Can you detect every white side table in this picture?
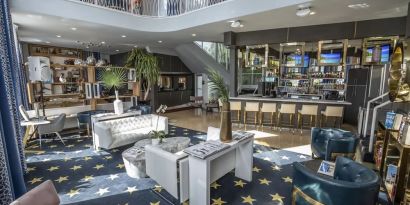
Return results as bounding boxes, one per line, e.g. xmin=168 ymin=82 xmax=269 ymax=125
xmin=20 ymin=119 xmax=50 ymax=148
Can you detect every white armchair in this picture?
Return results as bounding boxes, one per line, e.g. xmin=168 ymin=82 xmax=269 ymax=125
xmin=145 ymin=145 xmax=189 ymax=203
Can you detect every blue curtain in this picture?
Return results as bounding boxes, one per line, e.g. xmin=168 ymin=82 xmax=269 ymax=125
xmin=0 ymin=0 xmax=28 ymax=203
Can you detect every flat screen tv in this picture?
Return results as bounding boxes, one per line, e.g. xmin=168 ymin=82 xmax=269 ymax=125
xmin=381 ymin=45 xmax=390 ymax=63
xmin=319 ymin=53 xmax=341 ymax=64
xmin=287 ymin=55 xmax=309 ymax=67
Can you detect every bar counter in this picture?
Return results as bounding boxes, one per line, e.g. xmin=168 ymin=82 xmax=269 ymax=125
xmin=230 ymin=96 xmax=352 ymax=105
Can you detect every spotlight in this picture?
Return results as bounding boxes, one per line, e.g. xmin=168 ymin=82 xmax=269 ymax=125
xmin=296 ymin=7 xmax=311 ymax=17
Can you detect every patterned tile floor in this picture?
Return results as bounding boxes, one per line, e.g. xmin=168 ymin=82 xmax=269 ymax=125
xmin=24 ymin=125 xmax=311 ymax=205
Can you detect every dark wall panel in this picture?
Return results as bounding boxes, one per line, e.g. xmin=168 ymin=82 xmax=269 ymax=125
xmin=288 ymin=22 xmax=355 ymax=42
xmin=355 ymin=17 xmax=406 ymax=38
xmin=110 ymin=52 xmax=129 ymax=67
xmin=236 ymin=28 xmax=287 ymax=46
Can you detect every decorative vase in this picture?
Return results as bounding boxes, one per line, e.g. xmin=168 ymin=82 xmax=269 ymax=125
xmin=113 ymin=90 xmax=124 ymax=115
xmin=152 ymin=138 xmax=160 ymax=145
xmin=219 ymin=102 xmax=232 ymax=142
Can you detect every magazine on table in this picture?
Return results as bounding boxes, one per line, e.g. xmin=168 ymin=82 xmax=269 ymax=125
xmin=232 ymin=131 xmax=254 ymax=141
xmin=183 ymin=140 xmax=230 ymax=159
xmin=317 ymin=161 xmax=336 ymax=176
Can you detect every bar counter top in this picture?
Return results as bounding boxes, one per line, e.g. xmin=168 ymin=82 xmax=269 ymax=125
xmin=230 ymin=96 xmax=352 ymax=105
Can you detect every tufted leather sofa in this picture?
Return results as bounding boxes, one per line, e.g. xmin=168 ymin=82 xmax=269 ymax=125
xmin=311 ymin=127 xmax=358 ymax=161
xmin=93 ymin=114 xmax=168 ymax=149
xmin=292 ymin=157 xmax=380 ymax=205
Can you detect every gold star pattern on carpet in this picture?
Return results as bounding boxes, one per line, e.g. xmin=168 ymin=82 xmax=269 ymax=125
xmin=66 ymin=189 xmax=80 ymax=198
xmin=259 ymin=178 xmax=271 ymax=185
xmin=94 ymin=164 xmax=104 ymax=170
xmin=64 ymin=157 xmax=72 ymax=162
xmin=104 ymin=156 xmax=113 ymax=160
xmin=26 ymin=167 xmax=36 ymax=173
xmin=112 ymin=149 xmax=120 ymax=153
xmin=35 ymin=151 xmax=46 ymax=155
xmin=55 ymin=176 xmax=69 ymax=183
xmin=125 ymin=186 xmax=138 ymax=194
xmin=211 ymin=182 xmax=221 ymax=189
xmin=270 ymin=193 xmax=285 ymax=203
xmin=234 ymin=180 xmax=247 ymax=188
xmin=263 ymin=157 xmax=271 ymax=161
xmin=272 ymin=165 xmax=282 ymax=171
xmin=28 ymin=177 xmax=42 ymax=184
xmin=241 ymin=195 xmax=256 ymax=204
xmin=252 ymin=166 xmax=261 ymax=173
xmin=150 ymin=202 xmax=160 ymax=205
xmin=153 ymin=185 xmax=163 ymax=192
xmin=282 ymin=176 xmax=292 ymax=183
xmin=108 ymin=174 xmax=119 ymax=180
xmin=66 ymin=144 xmax=74 ymax=148
xmin=83 ymin=156 xmax=92 ymax=161
xmin=211 ymin=197 xmax=227 ymax=205
xmin=70 ymin=165 xmax=82 ymax=171
xmin=82 ymin=175 xmax=94 ymax=182
xmin=49 ymin=145 xmax=57 ymax=148
xmin=47 ymin=166 xmax=59 ymax=172
xmin=95 ymin=187 xmax=110 ymax=196
xmin=116 ymin=163 xmax=125 ymax=169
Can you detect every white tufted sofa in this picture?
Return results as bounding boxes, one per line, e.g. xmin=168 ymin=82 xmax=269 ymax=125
xmin=93 ymin=114 xmax=168 ymax=149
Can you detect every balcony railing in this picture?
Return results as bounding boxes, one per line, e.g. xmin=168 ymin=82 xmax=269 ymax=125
xmin=75 ymin=0 xmax=228 ymax=17
xmin=195 ymin=41 xmax=230 ymax=70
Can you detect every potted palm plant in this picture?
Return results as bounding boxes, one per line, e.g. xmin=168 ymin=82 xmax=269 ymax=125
xmin=125 ymin=48 xmax=160 ymax=106
xmin=102 ymin=67 xmax=128 ymax=114
xmin=208 ymin=69 xmax=232 ymax=142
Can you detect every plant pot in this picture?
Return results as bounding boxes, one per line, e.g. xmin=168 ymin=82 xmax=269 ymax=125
xmin=151 ymin=138 xmax=161 ymax=145
xmin=220 ymin=102 xmax=232 ymax=142
xmin=113 ymin=90 xmax=124 ymax=115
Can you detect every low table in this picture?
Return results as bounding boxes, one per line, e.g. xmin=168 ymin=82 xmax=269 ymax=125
xmin=122 ymin=137 xmax=191 ymax=178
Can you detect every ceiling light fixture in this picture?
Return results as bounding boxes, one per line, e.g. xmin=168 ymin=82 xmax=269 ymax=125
xmin=134 ymin=45 xmax=138 ymax=48
xmin=347 ymin=3 xmax=369 ymax=9
xmin=239 ymin=24 xmax=244 ymax=28
xmin=158 ymin=40 xmax=163 ymax=43
xmin=296 ymin=7 xmax=312 ymax=17
xmin=101 ymin=41 xmax=105 ymax=44
xmin=228 ymin=20 xmax=242 ymax=28
xmin=71 ymin=27 xmax=77 ymax=31
xmin=56 ymin=35 xmax=62 ymax=38
xmin=115 ymin=49 xmax=120 ymax=52
xmin=192 ymin=33 xmax=197 ymax=37
xmin=121 ymin=35 xmax=127 ymax=38
xmin=45 ymin=41 xmax=50 ymax=44
xmin=309 ymin=11 xmax=316 ymax=15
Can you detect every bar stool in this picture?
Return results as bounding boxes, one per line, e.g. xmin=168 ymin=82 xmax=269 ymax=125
xmin=230 ymin=101 xmax=242 ymax=126
xmin=320 ymin=106 xmax=344 ymax=128
xmin=259 ymin=103 xmax=277 ymax=130
xmin=278 ymin=104 xmax=296 ymax=133
xmin=298 ymin=105 xmax=318 ymax=133
xmin=243 ymin=102 xmax=260 ymax=130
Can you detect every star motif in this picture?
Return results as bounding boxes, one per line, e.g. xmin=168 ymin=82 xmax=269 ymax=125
xmin=150 ymin=202 xmax=160 ymax=205
xmin=116 ymin=163 xmax=125 ymax=169
xmin=70 ymin=165 xmax=82 ymax=171
xmin=74 ymin=150 xmax=82 ymax=154
xmin=84 ymin=144 xmax=92 ymax=148
xmin=49 ymin=145 xmax=57 ymax=148
xmin=241 ymin=195 xmax=256 ymax=204
xmin=67 ymin=189 xmax=80 ymax=198
xmin=252 ymin=166 xmax=261 ymax=173
xmin=112 ymin=149 xmax=120 ymax=153
xmin=256 ymin=149 xmax=262 ymax=153
xmin=82 ymin=175 xmax=94 ymax=182
xmin=272 ymin=165 xmax=282 ymax=171
xmin=42 ymin=158 xmax=51 ymax=162
xmin=263 ymin=157 xmax=271 ymax=161
xmin=35 ymin=151 xmax=46 ymax=155
xmin=272 ymin=149 xmax=279 ymax=152
xmin=104 ymin=156 xmax=113 ymax=160
xmin=64 ymin=157 xmax=72 ymax=162
xmin=125 ymin=186 xmax=138 ymax=194
xmin=54 ymin=151 xmax=64 ymax=155
xmin=153 ymin=185 xmax=163 ymax=192
xmin=84 ymin=156 xmax=92 ymax=161
xmin=95 ymin=188 xmax=110 ymax=196
xmin=28 ymin=177 xmax=42 ymax=184
xmin=281 ymin=155 xmax=290 ymax=160
xmin=234 ymin=180 xmax=247 ymax=188
xmin=299 ymin=155 xmax=307 ymax=159
xmin=94 ymin=164 xmax=104 ymax=170
xmin=259 ymin=178 xmax=271 ymax=185
xmin=282 ymin=176 xmax=293 ymax=183
xmin=77 ymin=139 xmax=83 ymax=142
xmin=211 ymin=197 xmax=227 ymax=205
xmin=55 ymin=176 xmax=69 ymax=183
xmin=108 ymin=174 xmax=119 ymax=180
xmin=211 ymin=182 xmax=221 ymax=189
xmin=47 ymin=166 xmax=59 ymax=172
xmin=270 ymin=193 xmax=285 ymax=203
xmin=66 ymin=144 xmax=74 ymax=148
xmin=26 ymin=167 xmax=36 ymax=173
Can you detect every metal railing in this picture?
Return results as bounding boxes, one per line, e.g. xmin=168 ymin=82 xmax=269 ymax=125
xmin=75 ymin=0 xmax=228 ymax=17
xmin=194 ymin=41 xmax=230 ymax=70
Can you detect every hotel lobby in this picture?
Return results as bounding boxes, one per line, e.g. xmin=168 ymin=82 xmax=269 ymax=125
xmin=1 ymin=0 xmax=410 ymax=204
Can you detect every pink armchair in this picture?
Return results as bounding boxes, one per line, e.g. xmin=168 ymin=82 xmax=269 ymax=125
xmin=11 ymin=180 xmax=60 ymax=205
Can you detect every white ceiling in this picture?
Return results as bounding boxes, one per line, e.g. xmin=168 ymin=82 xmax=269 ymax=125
xmin=10 ymin=0 xmax=409 ymax=54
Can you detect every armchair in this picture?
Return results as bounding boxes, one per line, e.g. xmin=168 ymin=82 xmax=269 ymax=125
xmin=292 ymin=157 xmax=380 ymax=205
xmin=145 ymin=145 xmax=189 ymax=203
xmin=11 ymin=180 xmax=60 ymax=205
xmin=38 ymin=113 xmax=66 ymax=147
xmin=311 ymin=128 xmax=358 ymax=160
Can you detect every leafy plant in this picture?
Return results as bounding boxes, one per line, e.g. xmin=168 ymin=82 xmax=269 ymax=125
xmin=208 ymin=68 xmax=229 ymax=103
xmin=125 ymin=48 xmax=160 ymax=101
xmin=150 ymin=130 xmax=166 ymax=143
xmin=102 ymin=67 xmax=128 ymax=91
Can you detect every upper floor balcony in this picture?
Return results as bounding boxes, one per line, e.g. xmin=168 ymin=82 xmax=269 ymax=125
xmin=74 ymin=0 xmax=228 ymax=17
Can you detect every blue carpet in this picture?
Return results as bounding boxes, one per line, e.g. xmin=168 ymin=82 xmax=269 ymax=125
xmin=24 ymin=126 xmax=312 ymax=205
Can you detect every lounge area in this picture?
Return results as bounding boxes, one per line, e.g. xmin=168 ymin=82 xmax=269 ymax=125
xmin=2 ymin=0 xmax=410 ymax=205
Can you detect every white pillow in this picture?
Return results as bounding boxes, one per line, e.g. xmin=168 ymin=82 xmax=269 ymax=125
xmin=207 ymin=126 xmax=220 ymax=141
xmin=19 ymin=105 xmax=30 ymax=121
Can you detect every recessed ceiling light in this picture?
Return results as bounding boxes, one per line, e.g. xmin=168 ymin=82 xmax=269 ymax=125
xmin=158 ymin=40 xmax=163 ymax=43
xmin=86 ymin=46 xmax=89 ymax=49
xmin=228 ymin=20 xmax=241 ymax=28
xmin=45 ymin=41 xmax=50 ymax=44
xmin=71 ymin=27 xmax=77 ymax=31
xmin=296 ymin=7 xmax=311 ymax=17
xmin=56 ymin=35 xmax=62 ymax=38
xmin=348 ymin=3 xmax=369 ymax=9
xmin=101 ymin=41 xmax=105 ymax=44
xmin=115 ymin=49 xmax=120 ymax=52
xmin=239 ymin=24 xmax=244 ymax=28
xmin=134 ymin=45 xmax=138 ymax=48
xmin=309 ymin=11 xmax=316 ymax=15
xmin=192 ymin=33 xmax=197 ymax=37
xmin=121 ymin=35 xmax=127 ymax=38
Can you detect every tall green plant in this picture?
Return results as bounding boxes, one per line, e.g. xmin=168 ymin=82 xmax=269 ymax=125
xmin=102 ymin=67 xmax=128 ymax=91
xmin=208 ymin=68 xmax=229 ymax=103
xmin=125 ymin=48 xmax=160 ymax=101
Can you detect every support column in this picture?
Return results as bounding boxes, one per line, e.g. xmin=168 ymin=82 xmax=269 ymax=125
xmin=224 ymin=31 xmax=238 ymax=97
